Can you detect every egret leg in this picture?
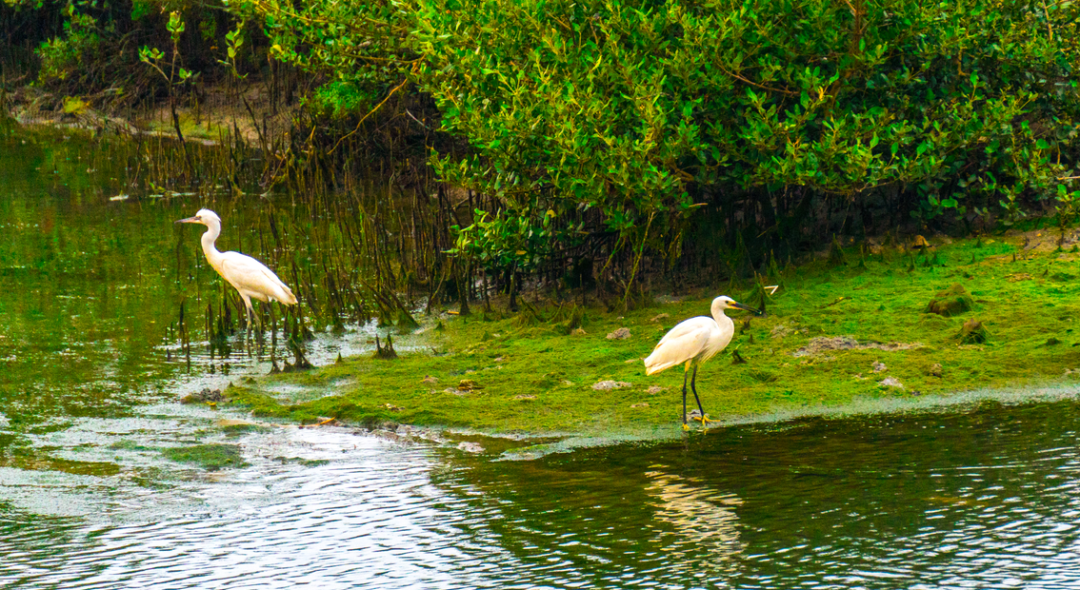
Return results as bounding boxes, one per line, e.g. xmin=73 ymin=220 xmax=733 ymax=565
xmin=681 ymin=367 xmax=690 ymax=432
xmin=244 ymin=304 xmax=254 ymax=349
xmin=238 ymin=294 xmax=255 ymax=350
xmin=689 ymin=365 xmax=716 ymax=427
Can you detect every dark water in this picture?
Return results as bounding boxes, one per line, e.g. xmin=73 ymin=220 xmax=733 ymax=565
xmin=3 ymin=126 xmax=1080 ymax=589
xmin=4 ymin=400 xmax=1080 ymax=589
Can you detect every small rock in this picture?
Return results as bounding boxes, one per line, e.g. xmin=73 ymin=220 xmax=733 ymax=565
xmin=592 ymin=380 xmax=632 ymax=391
xmin=872 ymin=361 xmax=887 ymax=373
xmin=606 ymin=328 xmax=632 ymax=340
xmin=571 ymin=327 xmax=587 ymax=336
xmin=180 ymin=388 xmax=223 ymax=404
xmin=384 ymin=403 xmax=404 ymax=412
xmin=879 ymin=376 xmax=905 ymax=389
xmin=514 ymin=394 xmax=537 ymax=401
xmin=457 ymin=442 xmax=484 ymax=454
xmin=650 ymin=313 xmax=670 ymax=322
xmin=443 ymin=388 xmax=470 ymax=396
xmin=458 ymin=379 xmax=480 ymax=391
xmin=630 ymin=402 xmax=650 ymax=409
xmin=494 ymin=357 xmax=505 ymax=362
xmin=646 ymin=385 xmax=666 ymax=394
xmin=929 ymin=363 xmax=943 ymax=377
xmin=421 ymin=375 xmax=438 ymax=384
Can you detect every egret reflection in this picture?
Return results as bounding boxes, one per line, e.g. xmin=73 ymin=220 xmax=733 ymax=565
xmin=645 ymin=470 xmax=743 ymax=572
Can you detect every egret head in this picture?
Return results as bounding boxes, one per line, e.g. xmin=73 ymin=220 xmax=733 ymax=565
xmin=712 ymin=295 xmax=763 ymax=316
xmin=175 ymin=209 xmax=221 ymax=227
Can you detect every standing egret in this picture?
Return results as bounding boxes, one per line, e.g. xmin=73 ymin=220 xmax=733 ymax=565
xmin=644 ymin=296 xmax=761 ymax=430
xmin=175 ymin=209 xmax=298 ymax=330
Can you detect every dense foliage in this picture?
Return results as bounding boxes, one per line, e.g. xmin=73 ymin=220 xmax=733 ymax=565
xmin=224 ymin=0 xmax=411 ymax=117
xmin=410 ymin=0 xmax=1080 ymax=280
xmin=4 ymin=0 xmax=1080 ymax=293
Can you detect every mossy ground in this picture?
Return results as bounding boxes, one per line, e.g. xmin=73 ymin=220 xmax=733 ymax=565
xmin=223 ymin=230 xmax=1080 ymax=436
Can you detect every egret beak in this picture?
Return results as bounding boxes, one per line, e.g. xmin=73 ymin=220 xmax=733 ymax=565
xmin=175 ymin=217 xmax=200 ymax=224
xmin=730 ymin=301 xmax=764 ymax=316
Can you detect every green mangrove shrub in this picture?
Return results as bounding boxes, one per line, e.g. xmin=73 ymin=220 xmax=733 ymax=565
xmin=410 ymin=0 xmax=1080 ymax=278
xmin=224 ymin=0 xmax=413 ymax=118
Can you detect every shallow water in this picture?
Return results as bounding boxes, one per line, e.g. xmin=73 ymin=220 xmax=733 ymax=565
xmin=5 ymin=400 xmax=1080 ymax=589
xmin=4 ymin=127 xmax=1080 ymax=589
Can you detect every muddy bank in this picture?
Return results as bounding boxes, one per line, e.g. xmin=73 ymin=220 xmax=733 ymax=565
xmin=3 ymin=84 xmax=292 ymax=146
xmin=215 ymin=228 xmax=1080 ymax=440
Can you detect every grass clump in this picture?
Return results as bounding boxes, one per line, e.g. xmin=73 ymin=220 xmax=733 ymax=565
xmin=957 ymin=319 xmax=989 ymax=344
xmin=925 ymin=283 xmax=975 ymax=316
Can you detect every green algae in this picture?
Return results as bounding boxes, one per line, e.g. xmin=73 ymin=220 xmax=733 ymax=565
xmin=227 ymin=231 xmax=1080 ymax=436
xmin=925 ymin=283 xmax=975 ymax=316
xmin=162 ymin=444 xmax=248 ymax=471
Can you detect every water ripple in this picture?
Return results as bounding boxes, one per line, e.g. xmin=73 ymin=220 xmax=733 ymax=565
xmin=6 ymin=401 xmax=1080 ymax=588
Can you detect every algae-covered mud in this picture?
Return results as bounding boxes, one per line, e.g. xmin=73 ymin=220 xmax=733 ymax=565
xmin=237 ymin=228 xmax=1080 ymax=436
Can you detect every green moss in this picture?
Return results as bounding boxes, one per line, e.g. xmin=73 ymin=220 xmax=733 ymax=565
xmin=229 ymin=232 xmax=1080 ymax=435
xmin=925 ymin=283 xmax=975 ymax=316
xmin=162 ymin=444 xmax=248 ymax=471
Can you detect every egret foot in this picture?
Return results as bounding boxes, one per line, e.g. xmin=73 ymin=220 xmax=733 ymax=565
xmin=316 ymin=417 xmax=337 ymax=426
xmin=682 ymin=423 xmax=691 ymax=432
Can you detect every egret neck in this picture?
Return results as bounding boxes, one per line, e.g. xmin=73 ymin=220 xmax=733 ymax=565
xmin=711 ymin=297 xmax=735 ymax=333
xmin=198 ymin=217 xmax=225 ymax=274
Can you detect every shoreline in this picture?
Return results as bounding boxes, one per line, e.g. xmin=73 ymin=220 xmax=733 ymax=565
xmin=216 ymin=227 xmax=1080 ymax=452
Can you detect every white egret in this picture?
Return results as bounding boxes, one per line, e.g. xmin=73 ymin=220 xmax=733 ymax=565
xmin=644 ymin=296 xmax=761 ymax=430
xmin=176 ymin=209 xmax=298 ymax=328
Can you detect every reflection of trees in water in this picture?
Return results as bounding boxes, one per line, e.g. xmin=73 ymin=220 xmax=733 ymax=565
xmin=645 ymin=470 xmax=744 ymax=575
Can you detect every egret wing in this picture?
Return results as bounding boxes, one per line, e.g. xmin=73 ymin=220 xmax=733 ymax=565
xmin=643 ymin=317 xmax=714 ymax=375
xmin=219 ymin=252 xmax=297 ymax=304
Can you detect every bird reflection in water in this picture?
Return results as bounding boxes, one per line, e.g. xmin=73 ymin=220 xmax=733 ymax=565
xmin=645 ymin=470 xmax=744 ymax=576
